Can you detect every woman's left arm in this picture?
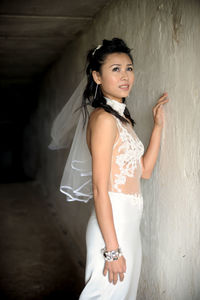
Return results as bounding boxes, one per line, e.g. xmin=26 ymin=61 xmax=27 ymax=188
xmin=141 ymin=92 xmax=169 ymax=179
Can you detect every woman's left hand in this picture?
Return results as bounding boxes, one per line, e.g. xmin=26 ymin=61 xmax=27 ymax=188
xmin=152 ymin=92 xmax=169 ymax=128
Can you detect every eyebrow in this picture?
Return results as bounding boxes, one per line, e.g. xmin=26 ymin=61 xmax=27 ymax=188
xmin=109 ymin=63 xmax=133 ymax=68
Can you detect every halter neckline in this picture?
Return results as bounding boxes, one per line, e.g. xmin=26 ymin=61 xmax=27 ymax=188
xmin=105 ymin=97 xmax=126 ymax=117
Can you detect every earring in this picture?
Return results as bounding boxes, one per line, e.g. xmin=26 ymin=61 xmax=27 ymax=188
xmin=94 ymin=84 xmax=98 ymax=99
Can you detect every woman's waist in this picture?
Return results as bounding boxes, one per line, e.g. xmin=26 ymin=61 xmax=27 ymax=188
xmin=107 ymin=191 xmax=143 ymax=213
xmin=91 ymin=191 xmax=143 ymax=220
xmin=108 ymin=178 xmax=142 ymax=197
xmin=108 ymin=190 xmax=143 ymax=200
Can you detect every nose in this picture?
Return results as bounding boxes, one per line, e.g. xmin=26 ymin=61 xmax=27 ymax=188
xmin=121 ymin=70 xmax=128 ymax=80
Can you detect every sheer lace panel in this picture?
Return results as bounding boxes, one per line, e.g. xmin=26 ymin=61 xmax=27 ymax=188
xmin=108 ymin=115 xmax=144 ymax=195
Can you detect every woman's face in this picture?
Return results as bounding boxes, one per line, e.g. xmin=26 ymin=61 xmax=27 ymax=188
xmin=92 ymin=53 xmax=134 ymax=102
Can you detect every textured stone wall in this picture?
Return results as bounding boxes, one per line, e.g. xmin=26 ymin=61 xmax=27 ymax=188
xmin=26 ymin=0 xmax=200 ymax=298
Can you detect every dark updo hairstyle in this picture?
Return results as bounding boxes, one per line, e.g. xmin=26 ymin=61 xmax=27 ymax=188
xmin=80 ymin=37 xmax=136 ymax=129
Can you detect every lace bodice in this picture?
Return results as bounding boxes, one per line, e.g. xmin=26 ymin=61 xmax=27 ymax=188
xmin=108 ymin=115 xmax=144 ymax=195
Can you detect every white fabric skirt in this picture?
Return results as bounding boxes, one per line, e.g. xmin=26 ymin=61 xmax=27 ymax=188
xmin=79 ymin=191 xmax=143 ymax=300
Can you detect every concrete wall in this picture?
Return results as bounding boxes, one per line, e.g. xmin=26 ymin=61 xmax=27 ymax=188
xmin=26 ymin=0 xmax=200 ymax=298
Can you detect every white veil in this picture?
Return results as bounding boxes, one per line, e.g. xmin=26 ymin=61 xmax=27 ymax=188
xmin=48 ymin=77 xmax=95 ymax=203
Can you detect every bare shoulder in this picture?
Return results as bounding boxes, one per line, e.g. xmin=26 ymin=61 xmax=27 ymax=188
xmin=88 ymin=107 xmax=116 ymax=130
xmin=86 ymin=108 xmax=117 ymax=152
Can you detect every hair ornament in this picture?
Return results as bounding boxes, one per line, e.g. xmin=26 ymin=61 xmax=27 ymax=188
xmin=92 ymin=44 xmax=102 ymax=56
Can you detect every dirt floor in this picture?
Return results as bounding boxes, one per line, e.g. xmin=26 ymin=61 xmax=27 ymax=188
xmin=0 ymin=181 xmax=84 ymax=300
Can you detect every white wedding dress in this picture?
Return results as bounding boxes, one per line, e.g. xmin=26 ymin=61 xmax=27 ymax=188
xmin=79 ymin=98 xmax=144 ymax=300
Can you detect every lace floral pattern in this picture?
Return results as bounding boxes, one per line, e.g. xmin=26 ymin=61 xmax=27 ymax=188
xmin=113 ymin=117 xmax=144 ymax=192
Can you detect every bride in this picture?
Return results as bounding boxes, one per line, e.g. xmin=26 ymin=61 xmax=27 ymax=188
xmin=50 ymin=37 xmax=169 ymax=299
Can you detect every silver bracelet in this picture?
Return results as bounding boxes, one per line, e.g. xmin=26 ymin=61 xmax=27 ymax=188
xmin=101 ymin=247 xmax=122 ymax=262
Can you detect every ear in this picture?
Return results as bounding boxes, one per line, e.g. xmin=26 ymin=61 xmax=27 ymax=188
xmin=92 ymin=71 xmax=102 ymax=85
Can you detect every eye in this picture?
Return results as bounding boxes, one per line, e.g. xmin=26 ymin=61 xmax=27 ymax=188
xmin=127 ymin=66 xmax=133 ymax=71
xmin=112 ymin=67 xmax=120 ymax=72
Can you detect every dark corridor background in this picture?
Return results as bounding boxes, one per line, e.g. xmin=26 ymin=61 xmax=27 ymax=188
xmin=0 ymin=81 xmax=84 ymax=298
xmin=0 ymin=82 xmax=40 ymax=183
xmin=0 ymin=0 xmax=108 ymax=299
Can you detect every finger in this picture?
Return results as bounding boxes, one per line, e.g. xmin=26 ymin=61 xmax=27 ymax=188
xmin=119 ymin=272 xmax=124 ymax=281
xmin=159 ymin=92 xmax=168 ymax=100
xmin=158 ymin=98 xmax=169 ymax=106
xmin=154 ymin=99 xmax=168 ymax=110
xmin=113 ymin=273 xmax=118 ymax=285
xmin=159 ymin=97 xmax=169 ymax=104
xmin=109 ymin=271 xmax=113 ymax=283
xmin=155 ymin=95 xmax=167 ymax=105
xmin=154 ymin=93 xmax=169 ymax=107
xmin=103 ymin=265 xmax=107 ymax=276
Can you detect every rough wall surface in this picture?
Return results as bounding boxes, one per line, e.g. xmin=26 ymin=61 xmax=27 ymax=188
xmin=26 ymin=0 xmax=200 ymax=298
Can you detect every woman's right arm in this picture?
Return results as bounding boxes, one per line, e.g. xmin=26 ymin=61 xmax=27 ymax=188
xmin=89 ymin=111 xmax=126 ymax=285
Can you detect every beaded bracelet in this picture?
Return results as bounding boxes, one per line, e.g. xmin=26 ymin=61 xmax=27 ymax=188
xmin=101 ymin=247 xmax=122 ymax=262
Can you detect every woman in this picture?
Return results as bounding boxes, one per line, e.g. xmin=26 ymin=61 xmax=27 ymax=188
xmin=74 ymin=38 xmax=169 ymax=299
xmin=75 ymin=38 xmax=169 ymax=299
